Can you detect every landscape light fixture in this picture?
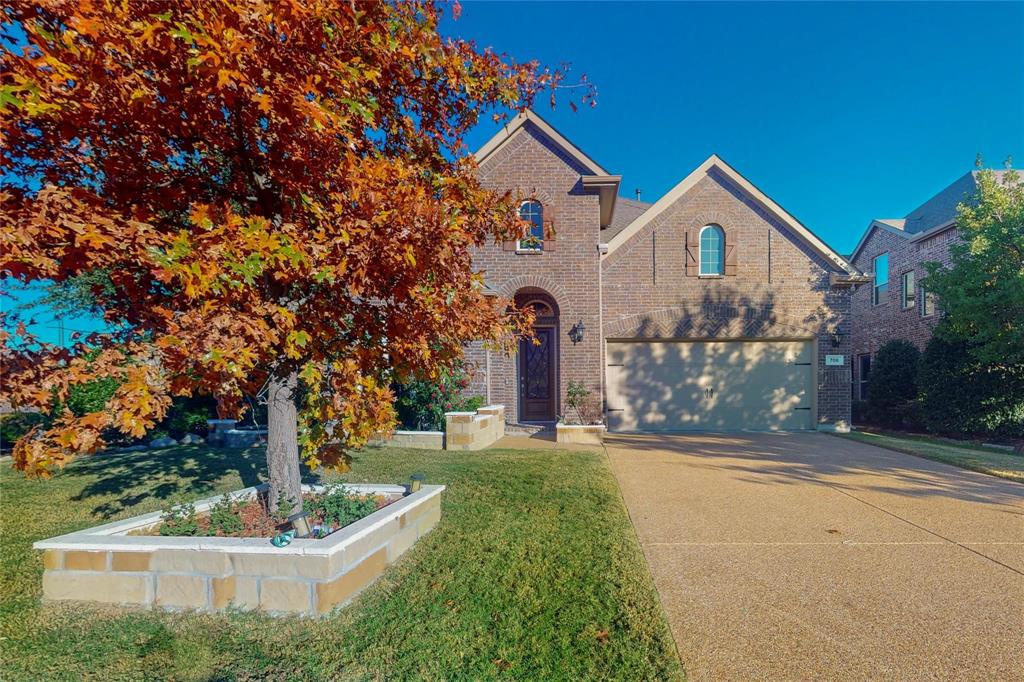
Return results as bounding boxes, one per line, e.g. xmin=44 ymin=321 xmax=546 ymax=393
xmin=288 ymin=511 xmax=312 ymax=538
xmin=568 ymin=320 xmax=585 ymax=345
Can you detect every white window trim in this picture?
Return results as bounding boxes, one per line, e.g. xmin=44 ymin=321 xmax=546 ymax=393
xmin=698 ymin=224 xmax=725 ymax=276
xmin=872 ymin=253 xmax=889 ymax=306
xmin=516 ymin=200 xmax=545 ymax=253
xmin=901 ymin=271 xmax=916 ymax=309
xmin=920 ymin=285 xmax=936 ymax=318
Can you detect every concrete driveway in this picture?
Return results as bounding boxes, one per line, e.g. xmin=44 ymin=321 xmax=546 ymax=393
xmin=605 ymin=432 xmax=1024 ymax=681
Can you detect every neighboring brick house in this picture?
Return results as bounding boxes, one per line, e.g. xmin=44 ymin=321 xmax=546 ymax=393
xmin=848 ymin=171 xmax=1002 ymax=402
xmin=465 ymin=111 xmax=862 ymax=432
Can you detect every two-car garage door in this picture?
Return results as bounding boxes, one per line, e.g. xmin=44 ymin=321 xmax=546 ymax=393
xmin=605 ymin=340 xmax=814 ymax=431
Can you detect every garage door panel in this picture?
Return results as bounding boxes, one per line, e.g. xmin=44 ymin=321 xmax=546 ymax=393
xmin=606 ymin=340 xmax=813 ymax=432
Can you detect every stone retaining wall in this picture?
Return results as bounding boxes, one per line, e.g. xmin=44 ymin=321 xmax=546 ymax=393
xmin=35 ymin=483 xmax=444 ymax=617
xmin=555 ymin=423 xmax=606 ymax=445
xmin=369 ymin=405 xmax=506 ymax=451
xmin=444 ymin=405 xmax=505 ymax=451
xmin=372 ymin=430 xmax=445 ymax=450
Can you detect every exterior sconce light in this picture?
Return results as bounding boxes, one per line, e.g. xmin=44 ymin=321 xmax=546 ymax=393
xmin=568 ymin=320 xmax=585 ymax=345
xmin=831 ymin=330 xmax=843 ymax=347
xmin=288 ymin=510 xmax=312 ymax=538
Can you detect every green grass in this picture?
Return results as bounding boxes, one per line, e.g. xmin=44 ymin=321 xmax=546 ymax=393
xmin=0 ymin=444 xmax=683 ymax=681
xmin=838 ymin=430 xmax=1024 ymax=483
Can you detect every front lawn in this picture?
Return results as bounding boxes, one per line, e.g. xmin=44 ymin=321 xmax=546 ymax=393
xmin=838 ymin=430 xmax=1024 ymax=483
xmin=0 ymin=444 xmax=683 ymax=681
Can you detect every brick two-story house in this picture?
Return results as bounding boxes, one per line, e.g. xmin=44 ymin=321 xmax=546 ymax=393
xmin=848 ymin=171 xmax=1004 ymax=402
xmin=465 ymin=111 xmax=863 ymax=432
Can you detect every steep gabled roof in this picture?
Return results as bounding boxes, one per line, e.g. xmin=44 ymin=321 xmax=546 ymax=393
xmin=474 ymin=109 xmax=621 ymax=227
xmin=604 ymin=155 xmax=857 ymax=275
xmin=474 ymin=109 xmax=610 ymax=176
xmin=848 ymin=220 xmax=911 ymax=265
xmin=848 ymin=169 xmax=1012 ymax=263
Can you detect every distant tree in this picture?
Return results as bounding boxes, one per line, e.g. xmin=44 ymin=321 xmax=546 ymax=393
xmin=866 ymin=340 xmax=920 ymax=428
xmin=923 ymin=164 xmax=1024 ymax=367
xmin=0 ymin=1 xmax=593 ymax=511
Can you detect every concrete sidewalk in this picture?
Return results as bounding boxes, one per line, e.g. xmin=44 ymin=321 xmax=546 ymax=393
xmin=605 ymin=432 xmax=1024 ymax=681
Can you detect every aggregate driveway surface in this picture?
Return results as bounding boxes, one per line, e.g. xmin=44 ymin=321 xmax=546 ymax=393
xmin=605 ymin=432 xmax=1024 ymax=681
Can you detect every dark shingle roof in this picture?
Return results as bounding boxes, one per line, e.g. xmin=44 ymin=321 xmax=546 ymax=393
xmin=902 ymin=170 xmax=1011 ymax=234
xmin=603 ymin=196 xmax=652 ymax=241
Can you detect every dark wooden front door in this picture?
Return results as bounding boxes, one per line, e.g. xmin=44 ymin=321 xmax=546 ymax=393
xmin=519 ymin=327 xmax=556 ymax=421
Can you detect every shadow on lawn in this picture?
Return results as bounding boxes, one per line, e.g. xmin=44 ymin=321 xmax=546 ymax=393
xmin=605 ymin=432 xmax=1024 ymax=508
xmin=66 ymin=445 xmax=322 ymax=519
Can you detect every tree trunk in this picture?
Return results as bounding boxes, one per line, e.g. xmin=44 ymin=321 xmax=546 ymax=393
xmin=266 ymin=370 xmax=302 ymax=514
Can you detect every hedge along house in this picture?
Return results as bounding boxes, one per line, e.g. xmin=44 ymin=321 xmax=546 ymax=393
xmin=465 ymin=111 xmax=864 ymax=432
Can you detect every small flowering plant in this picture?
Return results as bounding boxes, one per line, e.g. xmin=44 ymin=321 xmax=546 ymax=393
xmin=395 ymin=361 xmax=484 ymax=430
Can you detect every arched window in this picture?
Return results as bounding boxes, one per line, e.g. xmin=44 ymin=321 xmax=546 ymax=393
xmin=518 ymin=200 xmax=545 ymax=250
xmin=699 ymin=224 xmax=724 ymax=275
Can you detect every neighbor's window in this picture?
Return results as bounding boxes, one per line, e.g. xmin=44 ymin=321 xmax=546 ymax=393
xmin=872 ymin=253 xmax=889 ymax=305
xmin=517 ymin=200 xmax=544 ymax=251
xmin=901 ymin=271 xmax=915 ymax=309
xmin=858 ymin=354 xmax=871 ymax=401
xmin=699 ymin=224 xmax=725 ymax=276
xmin=920 ymin=285 xmax=936 ymax=317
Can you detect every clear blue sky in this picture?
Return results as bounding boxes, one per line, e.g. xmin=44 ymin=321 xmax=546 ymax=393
xmin=447 ymin=1 xmax=1024 ymax=255
xmin=6 ymin=2 xmax=1022 ymax=346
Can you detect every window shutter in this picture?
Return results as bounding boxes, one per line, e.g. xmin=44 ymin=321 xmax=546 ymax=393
xmin=724 ymin=233 xmax=737 ymax=276
xmin=542 ymin=202 xmax=557 ymax=251
xmin=684 ymin=228 xmax=699 ymax=277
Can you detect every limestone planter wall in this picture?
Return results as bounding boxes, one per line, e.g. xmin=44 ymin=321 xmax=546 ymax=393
xmin=371 ymin=430 xmax=445 ymax=450
xmin=34 ymin=483 xmax=444 ymax=617
xmin=444 ymin=405 xmax=505 ymax=451
xmin=555 ymin=423 xmax=606 ymax=445
xmin=369 ymin=405 xmax=506 ymax=451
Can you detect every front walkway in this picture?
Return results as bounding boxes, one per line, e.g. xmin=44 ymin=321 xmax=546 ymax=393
xmin=605 ymin=432 xmax=1024 ymax=681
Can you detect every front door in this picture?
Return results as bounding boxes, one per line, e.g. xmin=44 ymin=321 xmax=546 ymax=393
xmin=519 ymin=327 xmax=556 ymax=421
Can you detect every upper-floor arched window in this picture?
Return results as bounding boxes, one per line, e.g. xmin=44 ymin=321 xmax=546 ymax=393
xmin=699 ymin=224 xmax=725 ymax=275
xmin=518 ymin=200 xmax=545 ymax=250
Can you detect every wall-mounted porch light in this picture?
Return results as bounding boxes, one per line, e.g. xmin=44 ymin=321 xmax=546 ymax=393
xmin=830 ymin=330 xmax=844 ymax=347
xmin=568 ymin=320 xmax=585 ymax=345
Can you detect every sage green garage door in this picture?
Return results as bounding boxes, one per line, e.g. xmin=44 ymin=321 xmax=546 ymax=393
xmin=605 ymin=340 xmax=814 ymax=431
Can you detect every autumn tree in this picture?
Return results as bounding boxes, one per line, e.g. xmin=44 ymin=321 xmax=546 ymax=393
xmin=1 ymin=1 xmax=593 ymax=509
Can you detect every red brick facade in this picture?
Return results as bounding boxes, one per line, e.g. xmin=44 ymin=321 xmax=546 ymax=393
xmin=850 ymin=224 xmax=958 ymax=400
xmin=466 ymin=122 xmax=603 ymax=423
xmin=466 ymin=116 xmax=854 ymax=429
xmin=602 ymin=170 xmax=853 ymax=428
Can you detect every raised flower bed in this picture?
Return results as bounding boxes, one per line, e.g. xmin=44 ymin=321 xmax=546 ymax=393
xmin=555 ymin=423 xmax=606 ymax=445
xmin=34 ymin=482 xmax=444 ymax=617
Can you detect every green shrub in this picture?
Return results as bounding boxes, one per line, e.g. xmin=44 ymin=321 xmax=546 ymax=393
xmin=866 ymin=340 xmax=921 ymax=428
xmin=304 ymin=485 xmax=378 ymax=529
xmin=395 ymin=361 xmax=483 ymax=431
xmin=207 ymin=495 xmax=243 ymax=536
xmin=0 ymin=412 xmax=46 ymax=449
xmin=159 ymin=501 xmax=200 ymax=536
xmin=918 ymin=328 xmax=1024 ymax=438
xmin=160 ymin=395 xmax=217 ymax=438
xmin=65 ymin=376 xmax=120 ymax=416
